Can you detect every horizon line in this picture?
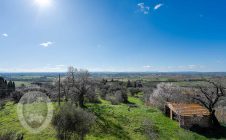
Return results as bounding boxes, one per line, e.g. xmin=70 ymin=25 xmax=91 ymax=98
xmin=1 ymin=71 xmax=226 ymax=73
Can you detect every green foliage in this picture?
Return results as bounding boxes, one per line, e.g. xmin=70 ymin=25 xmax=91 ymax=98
xmin=0 ymin=77 xmax=8 ymax=98
xmin=134 ymin=119 xmax=159 ymax=140
xmin=0 ymin=77 xmax=16 ymax=99
xmin=129 ymin=88 xmax=141 ymax=96
xmin=99 ymin=84 xmax=110 ymax=99
xmin=0 ymin=101 xmax=6 ymax=110
xmin=52 ymin=103 xmax=95 ymax=140
xmin=0 ymin=130 xmax=23 ymax=140
xmin=126 ymin=80 xmax=133 ymax=88
xmin=100 ymin=81 xmax=128 ymax=104
xmin=7 ymin=81 xmax=16 ymax=94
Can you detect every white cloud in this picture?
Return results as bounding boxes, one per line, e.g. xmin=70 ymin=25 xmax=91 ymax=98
xmin=2 ymin=33 xmax=8 ymax=37
xmin=137 ymin=3 xmax=144 ymax=9
xmin=143 ymin=65 xmax=153 ymax=69
xmin=40 ymin=41 xmax=54 ymax=47
xmin=137 ymin=3 xmax=150 ymax=14
xmin=154 ymin=3 xmax=163 ymax=10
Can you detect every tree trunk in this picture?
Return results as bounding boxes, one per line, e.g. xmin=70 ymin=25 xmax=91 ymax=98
xmin=210 ymin=110 xmax=221 ymax=128
xmin=80 ymin=134 xmax=84 ymax=140
xmin=79 ymin=93 xmax=85 ymax=108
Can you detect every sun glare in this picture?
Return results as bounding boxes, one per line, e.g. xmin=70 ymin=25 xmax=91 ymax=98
xmin=35 ymin=0 xmax=52 ymax=7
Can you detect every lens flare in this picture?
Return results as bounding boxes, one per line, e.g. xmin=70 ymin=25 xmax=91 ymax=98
xmin=35 ymin=0 xmax=52 ymax=7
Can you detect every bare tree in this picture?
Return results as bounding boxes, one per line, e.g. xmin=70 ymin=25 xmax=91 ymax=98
xmin=62 ymin=66 xmax=95 ymax=108
xmin=74 ymin=69 xmax=94 ymax=107
xmin=193 ymin=80 xmax=226 ymax=127
xmin=60 ymin=77 xmax=70 ymax=102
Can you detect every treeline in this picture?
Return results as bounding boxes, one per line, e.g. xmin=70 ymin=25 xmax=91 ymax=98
xmin=0 ymin=77 xmax=15 ymax=98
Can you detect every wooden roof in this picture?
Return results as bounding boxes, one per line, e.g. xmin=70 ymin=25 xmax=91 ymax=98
xmin=166 ymin=102 xmax=210 ymax=117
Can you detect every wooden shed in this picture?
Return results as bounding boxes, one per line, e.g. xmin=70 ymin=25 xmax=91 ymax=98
xmin=165 ymin=102 xmax=211 ymax=129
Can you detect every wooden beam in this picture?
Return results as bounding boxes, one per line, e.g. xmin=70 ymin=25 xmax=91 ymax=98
xmin=170 ymin=109 xmax=173 ymax=120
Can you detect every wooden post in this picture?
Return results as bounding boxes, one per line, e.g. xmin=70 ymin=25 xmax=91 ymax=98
xmin=170 ymin=109 xmax=173 ymax=120
xmin=58 ymin=74 xmax=61 ymax=106
xmin=223 ymin=108 xmax=225 ymax=124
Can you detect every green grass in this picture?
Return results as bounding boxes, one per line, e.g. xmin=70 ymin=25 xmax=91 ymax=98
xmin=86 ymin=97 xmax=206 ymax=140
xmin=0 ymin=102 xmax=56 ymax=140
xmin=0 ymin=97 xmax=207 ymax=140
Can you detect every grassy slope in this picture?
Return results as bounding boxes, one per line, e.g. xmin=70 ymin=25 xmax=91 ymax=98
xmin=0 ymin=97 xmax=207 ymax=140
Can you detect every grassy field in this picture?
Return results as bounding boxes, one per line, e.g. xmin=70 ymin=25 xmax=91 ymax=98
xmin=14 ymin=81 xmax=32 ymax=87
xmin=0 ymin=97 xmax=207 ymax=140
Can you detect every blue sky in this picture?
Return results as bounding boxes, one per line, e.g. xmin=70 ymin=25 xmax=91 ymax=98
xmin=0 ymin=0 xmax=226 ymax=72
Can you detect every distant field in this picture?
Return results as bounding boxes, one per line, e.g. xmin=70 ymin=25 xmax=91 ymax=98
xmin=1 ymin=72 xmax=226 ymax=88
xmin=14 ymin=81 xmax=31 ymax=87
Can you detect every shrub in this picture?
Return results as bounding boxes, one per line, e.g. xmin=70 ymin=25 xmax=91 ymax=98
xmin=126 ymin=80 xmax=133 ymax=88
xmin=99 ymin=81 xmax=128 ymax=104
xmin=0 ymin=101 xmax=6 ymax=110
xmin=109 ymin=84 xmax=128 ymax=103
xmin=142 ymin=119 xmax=159 ymax=140
xmin=52 ymin=103 xmax=95 ymax=140
xmin=99 ymin=84 xmax=110 ymax=99
xmin=105 ymin=90 xmax=128 ymax=105
xmin=134 ymin=119 xmax=159 ymax=140
xmin=105 ymin=94 xmax=120 ymax=105
xmin=86 ymin=89 xmax=100 ymax=103
xmin=110 ymin=98 xmax=120 ymax=105
xmin=0 ymin=130 xmax=23 ymax=140
xmin=141 ymin=87 xmax=153 ymax=104
xmin=129 ymin=88 xmax=141 ymax=96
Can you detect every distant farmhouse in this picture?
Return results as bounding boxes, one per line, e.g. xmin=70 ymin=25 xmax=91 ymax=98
xmin=165 ymin=102 xmax=211 ymax=129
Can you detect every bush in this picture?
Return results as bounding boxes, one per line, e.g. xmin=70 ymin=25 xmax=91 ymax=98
xmin=99 ymin=84 xmax=110 ymax=99
xmin=129 ymin=88 xmax=141 ymax=96
xmin=99 ymin=81 xmax=128 ymax=104
xmin=134 ymin=119 xmax=159 ymax=140
xmin=142 ymin=119 xmax=159 ymax=140
xmin=106 ymin=96 xmax=120 ymax=105
xmin=105 ymin=90 xmax=128 ymax=105
xmin=52 ymin=103 xmax=95 ymax=140
xmin=0 ymin=130 xmax=23 ymax=140
xmin=0 ymin=101 xmax=6 ymax=110
xmin=110 ymin=98 xmax=120 ymax=105
xmin=86 ymin=89 xmax=100 ymax=104
xmin=109 ymin=84 xmax=128 ymax=103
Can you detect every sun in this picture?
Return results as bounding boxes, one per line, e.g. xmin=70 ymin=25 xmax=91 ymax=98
xmin=35 ymin=0 xmax=52 ymax=7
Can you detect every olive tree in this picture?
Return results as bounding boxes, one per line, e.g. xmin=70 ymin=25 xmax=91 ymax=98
xmin=62 ymin=67 xmax=96 ymax=108
xmin=193 ymin=80 xmax=226 ymax=127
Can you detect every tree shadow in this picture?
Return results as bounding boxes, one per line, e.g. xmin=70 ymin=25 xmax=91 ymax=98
xmin=126 ymin=101 xmax=136 ymax=105
xmin=87 ymin=104 xmax=131 ymax=140
xmin=190 ymin=125 xmax=226 ymax=139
